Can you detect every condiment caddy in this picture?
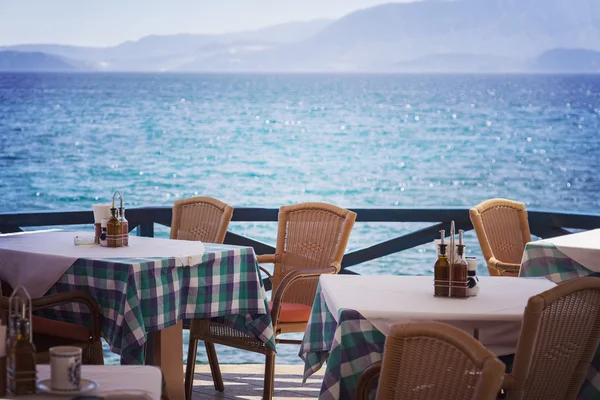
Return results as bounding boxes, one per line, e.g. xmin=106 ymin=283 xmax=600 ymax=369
xmin=98 ymin=191 xmax=129 ymax=248
xmin=433 ymin=221 xmax=479 ymax=298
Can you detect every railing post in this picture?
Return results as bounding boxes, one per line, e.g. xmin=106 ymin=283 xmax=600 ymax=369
xmin=137 ymin=222 xmax=154 ymax=238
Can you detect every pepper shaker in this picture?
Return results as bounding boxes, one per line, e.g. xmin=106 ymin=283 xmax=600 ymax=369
xmin=466 ymin=257 xmax=480 ymax=296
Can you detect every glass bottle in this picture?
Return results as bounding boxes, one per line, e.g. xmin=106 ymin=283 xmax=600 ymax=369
xmin=8 ymin=306 xmax=36 ymax=395
xmin=106 ymin=207 xmax=121 ymax=248
xmin=434 ymin=230 xmax=450 ymax=297
xmin=119 ymin=206 xmax=128 ymax=247
xmin=451 ymin=229 xmax=468 ymax=298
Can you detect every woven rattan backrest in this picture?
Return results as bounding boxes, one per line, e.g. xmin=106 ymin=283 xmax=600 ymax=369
xmin=377 ymin=322 xmax=505 ymax=400
xmin=508 ymin=277 xmax=600 ymax=400
xmin=470 ymin=198 xmax=531 ymax=265
xmin=170 ymin=196 xmax=234 ymax=244
xmin=271 ymin=202 xmax=356 ymax=306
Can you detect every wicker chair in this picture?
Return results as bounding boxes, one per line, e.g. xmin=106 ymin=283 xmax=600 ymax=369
xmin=356 ymin=322 xmax=505 ymax=400
xmin=170 ymin=196 xmax=233 ymax=243
xmin=185 ymin=202 xmax=356 ymax=400
xmin=0 ymin=283 xmax=104 ymax=365
xmin=170 ymin=197 xmax=235 ymax=400
xmin=502 ymin=277 xmax=600 ymax=400
xmin=469 ymin=198 xmax=532 ymax=276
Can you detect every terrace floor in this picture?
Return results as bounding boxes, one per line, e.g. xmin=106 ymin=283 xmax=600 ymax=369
xmin=188 ymin=363 xmax=322 ymax=399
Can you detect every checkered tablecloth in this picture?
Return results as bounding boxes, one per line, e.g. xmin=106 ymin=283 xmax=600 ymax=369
xmin=39 ymin=243 xmax=275 ymax=365
xmin=521 ymin=240 xmax=600 ymax=400
xmin=299 ymin=283 xmax=385 ymax=400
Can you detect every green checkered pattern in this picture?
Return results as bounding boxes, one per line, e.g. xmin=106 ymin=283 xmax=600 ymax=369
xmin=521 ymin=241 xmax=600 ymax=400
xmin=40 ymin=243 xmax=276 ymax=365
xmin=300 ymin=283 xmax=385 ymax=400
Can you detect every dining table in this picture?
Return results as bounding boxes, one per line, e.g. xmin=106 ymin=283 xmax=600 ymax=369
xmin=5 ymin=365 xmax=163 ymax=399
xmin=0 ymin=230 xmax=275 ymax=400
xmin=521 ymin=228 xmax=600 ymax=400
xmin=299 ymin=274 xmax=555 ymax=400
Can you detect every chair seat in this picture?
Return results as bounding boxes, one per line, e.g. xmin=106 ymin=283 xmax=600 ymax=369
xmin=268 ymin=301 xmax=312 ymax=323
xmin=32 ymin=315 xmax=92 ymax=342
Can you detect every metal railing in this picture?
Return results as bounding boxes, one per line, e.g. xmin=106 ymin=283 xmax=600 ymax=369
xmin=2 ymin=206 xmax=599 ymax=288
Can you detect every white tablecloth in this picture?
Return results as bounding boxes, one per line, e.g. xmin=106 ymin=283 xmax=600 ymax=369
xmin=4 ymin=365 xmax=162 ymax=399
xmin=0 ymin=230 xmax=205 ymax=298
xmin=536 ymin=229 xmax=600 ymax=273
xmin=319 ymin=275 xmax=556 ymax=355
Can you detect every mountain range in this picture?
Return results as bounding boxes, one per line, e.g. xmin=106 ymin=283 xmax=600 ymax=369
xmin=1 ymin=0 xmax=600 ymax=73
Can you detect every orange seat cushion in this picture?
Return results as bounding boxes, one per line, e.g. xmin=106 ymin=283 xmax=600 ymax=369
xmin=32 ymin=315 xmax=92 ymax=342
xmin=268 ymin=301 xmax=311 ymax=323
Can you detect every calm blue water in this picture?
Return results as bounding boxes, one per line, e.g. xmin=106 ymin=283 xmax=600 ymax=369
xmin=1 ymin=73 xmax=599 ymax=364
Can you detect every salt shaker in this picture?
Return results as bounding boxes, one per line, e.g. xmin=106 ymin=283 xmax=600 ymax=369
xmin=466 ymin=256 xmax=480 ymax=296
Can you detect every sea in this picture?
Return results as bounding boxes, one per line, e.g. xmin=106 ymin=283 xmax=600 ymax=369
xmin=1 ymin=73 xmax=599 ymax=365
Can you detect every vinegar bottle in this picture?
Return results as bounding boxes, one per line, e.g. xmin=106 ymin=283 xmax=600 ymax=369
xmin=119 ymin=206 xmax=128 ymax=247
xmin=451 ymin=229 xmax=468 ymax=298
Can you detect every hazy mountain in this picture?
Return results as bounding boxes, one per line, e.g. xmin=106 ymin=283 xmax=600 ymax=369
xmin=0 ymin=19 xmax=332 ymax=71
xmin=0 ymin=51 xmax=82 ymax=72
xmin=2 ymin=0 xmax=600 ymax=73
xmin=531 ymin=48 xmax=600 ymax=72
xmin=228 ymin=0 xmax=600 ymax=72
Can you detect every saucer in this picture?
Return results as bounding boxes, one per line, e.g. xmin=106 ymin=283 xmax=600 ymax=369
xmin=36 ymin=378 xmax=98 ymax=395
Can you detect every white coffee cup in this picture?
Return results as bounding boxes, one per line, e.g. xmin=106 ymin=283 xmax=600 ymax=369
xmin=49 ymin=346 xmax=82 ymax=391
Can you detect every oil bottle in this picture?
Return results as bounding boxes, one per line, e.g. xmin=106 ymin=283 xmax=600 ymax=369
xmin=434 ymin=230 xmax=450 ymax=297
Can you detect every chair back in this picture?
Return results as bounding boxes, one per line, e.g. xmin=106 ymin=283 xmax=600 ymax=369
xmin=170 ymin=196 xmax=234 ymax=244
xmin=506 ymin=277 xmax=600 ymax=400
xmin=271 ymin=202 xmax=356 ymax=306
xmin=469 ymin=198 xmax=531 ymax=275
xmin=376 ymin=322 xmax=505 ymax=400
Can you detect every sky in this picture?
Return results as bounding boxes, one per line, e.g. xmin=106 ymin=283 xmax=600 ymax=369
xmin=0 ymin=0 xmax=416 ymax=47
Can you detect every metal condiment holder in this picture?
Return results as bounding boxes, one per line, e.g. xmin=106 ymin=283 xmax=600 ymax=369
xmin=434 ymin=221 xmax=468 ymax=298
xmin=106 ymin=191 xmax=128 ymax=247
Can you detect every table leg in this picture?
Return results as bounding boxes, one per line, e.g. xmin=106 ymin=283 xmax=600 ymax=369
xmin=149 ymin=321 xmax=184 ymax=400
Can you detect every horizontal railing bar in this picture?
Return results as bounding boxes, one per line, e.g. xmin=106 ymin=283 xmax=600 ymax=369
xmin=3 ymin=207 xmax=600 ymax=228
xmin=530 ymin=225 xmax=572 ymax=240
xmin=0 ymin=210 xmax=93 ymax=227
xmin=528 ymin=211 xmax=600 ymax=231
xmin=0 ymin=225 xmax=23 ymax=234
